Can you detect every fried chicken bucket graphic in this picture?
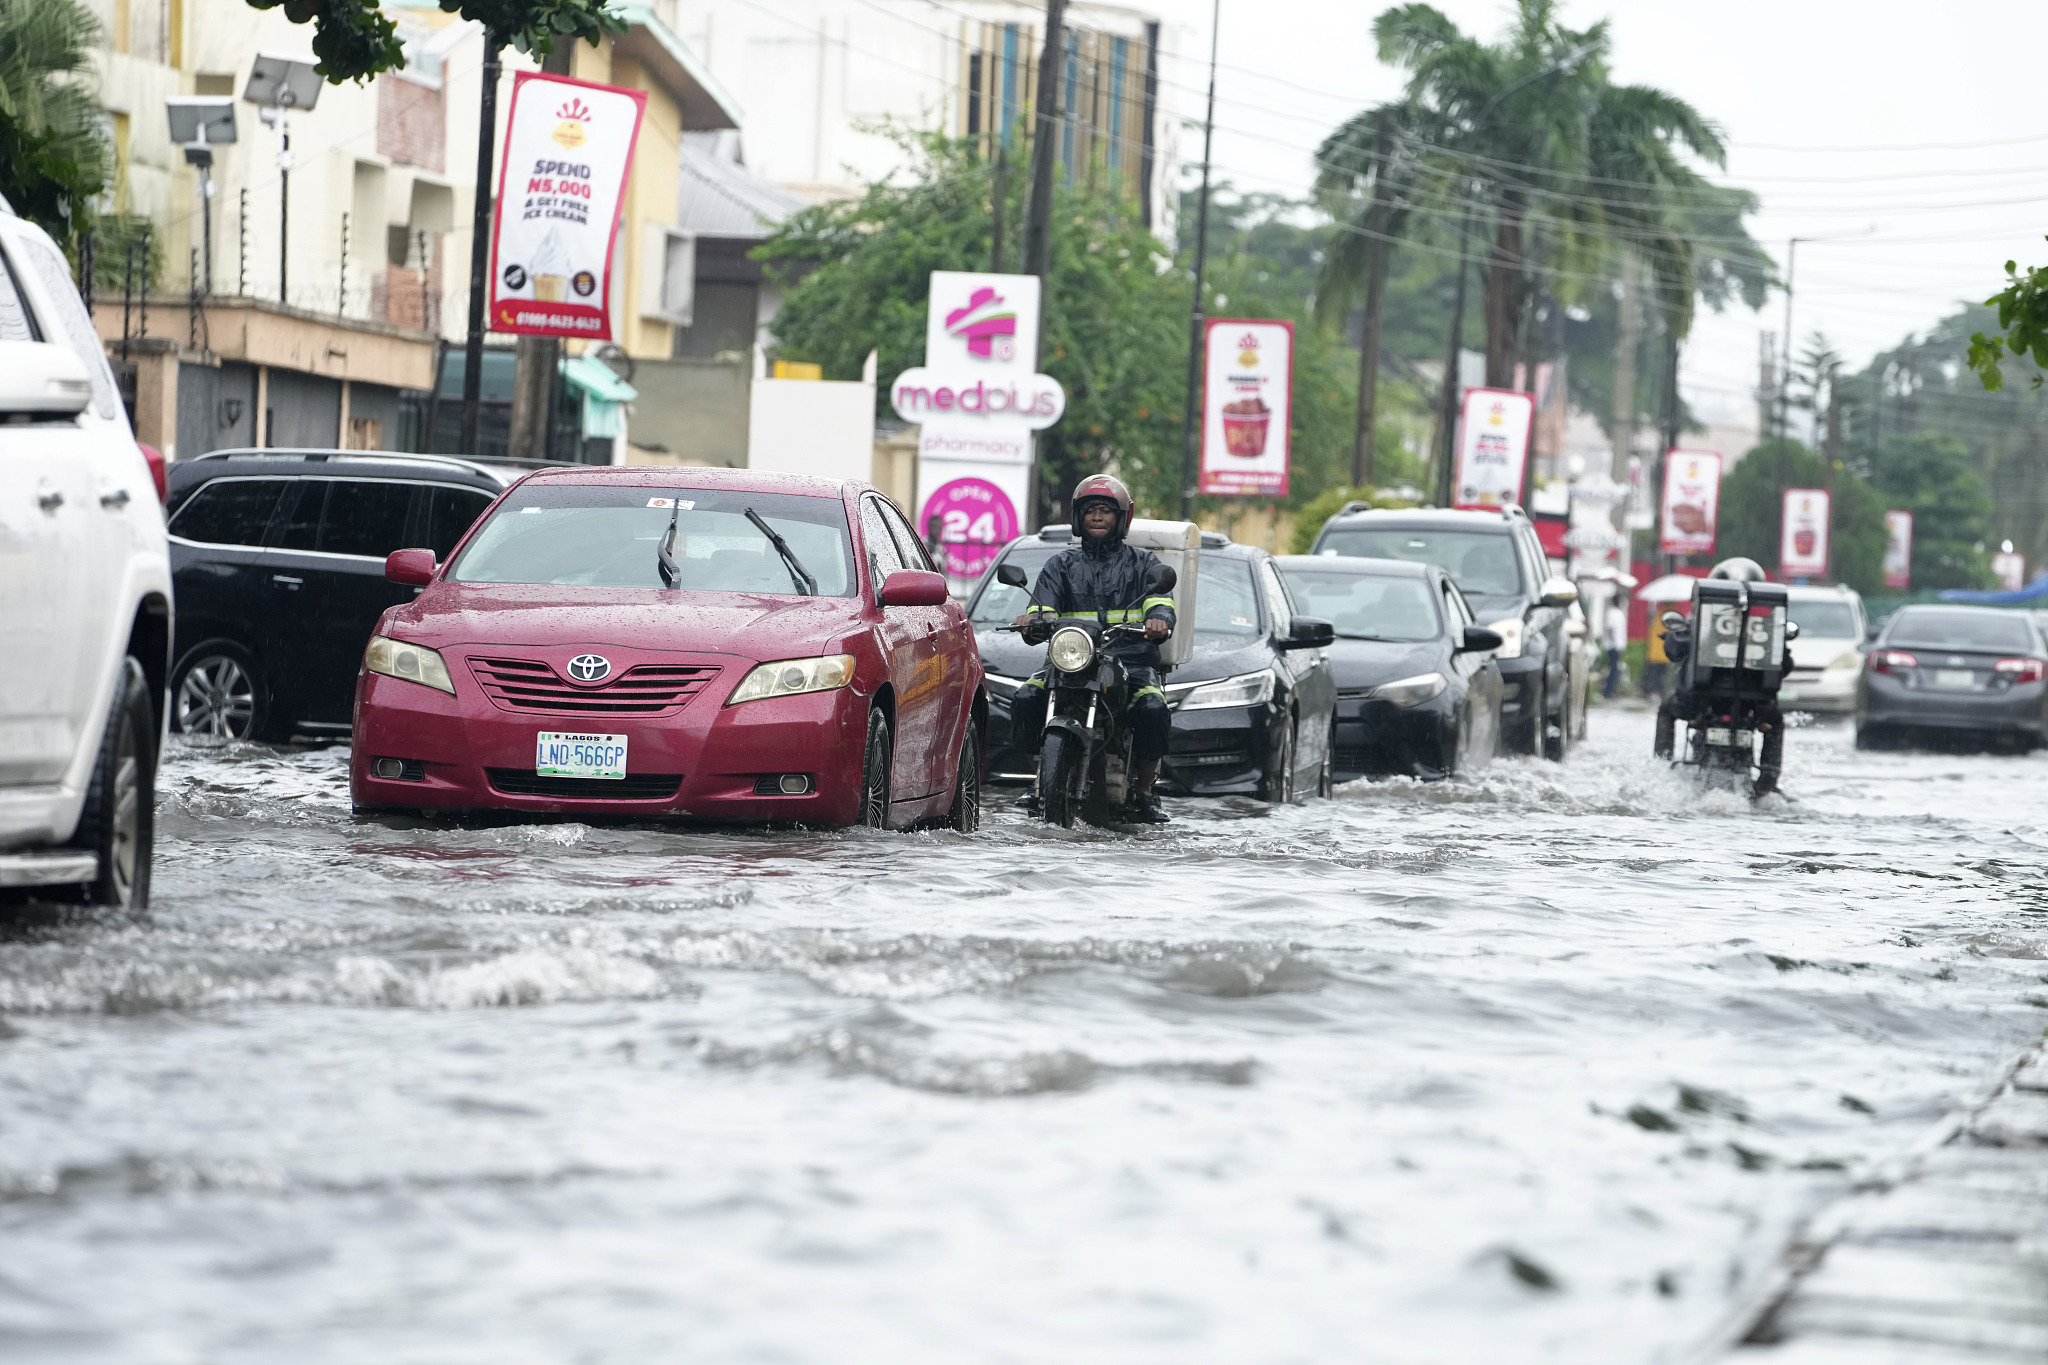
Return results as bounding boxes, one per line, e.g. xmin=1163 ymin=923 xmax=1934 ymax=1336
xmin=1221 ymin=397 xmax=1271 ymax=458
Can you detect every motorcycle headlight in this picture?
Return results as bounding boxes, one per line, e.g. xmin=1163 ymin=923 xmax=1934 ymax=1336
xmin=364 ymin=635 xmax=455 ymax=695
xmin=1179 ymin=669 xmax=1276 ymax=711
xmin=1048 ymin=626 xmax=1096 ymax=673
xmin=1487 ymin=617 xmax=1525 ymax=659
xmin=1367 ymin=671 xmax=1448 ymax=707
xmin=728 ymin=654 xmax=857 ymax=705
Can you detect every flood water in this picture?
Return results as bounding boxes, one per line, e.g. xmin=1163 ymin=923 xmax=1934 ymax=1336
xmin=4 ymin=708 xmax=2047 ymax=1363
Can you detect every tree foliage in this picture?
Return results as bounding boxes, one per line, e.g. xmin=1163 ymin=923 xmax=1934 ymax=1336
xmin=0 ymin=0 xmax=108 ymax=241
xmin=1717 ymin=439 xmax=1886 ymax=594
xmin=1867 ymin=433 xmax=1994 ymax=591
xmin=1966 ymin=241 xmax=2048 ymax=393
xmin=241 ymin=0 xmax=623 ymax=84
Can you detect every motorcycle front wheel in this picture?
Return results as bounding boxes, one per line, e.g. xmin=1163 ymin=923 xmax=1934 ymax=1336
xmin=1039 ymin=729 xmax=1084 ymax=829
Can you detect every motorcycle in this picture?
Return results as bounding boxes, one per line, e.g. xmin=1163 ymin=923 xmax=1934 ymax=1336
xmin=1654 ymin=577 xmax=1799 ymax=797
xmin=995 ymin=561 xmax=1176 ymax=828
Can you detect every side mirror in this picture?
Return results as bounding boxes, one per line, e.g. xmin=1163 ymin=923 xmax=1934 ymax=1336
xmin=385 ymin=547 xmax=438 ymax=586
xmin=1458 ymin=625 xmax=1504 ymax=654
xmin=996 ymin=562 xmax=1029 ymax=589
xmin=879 ymin=568 xmax=950 ymax=608
xmin=1279 ymin=616 xmax=1335 ymax=650
xmin=1660 ymin=611 xmax=1685 ymax=631
xmin=0 ymin=340 xmax=92 ymax=417
xmin=1785 ymin=621 xmax=1802 ymax=641
xmin=1146 ymin=563 xmax=1178 ymax=596
xmin=1539 ymin=577 xmax=1579 ymax=607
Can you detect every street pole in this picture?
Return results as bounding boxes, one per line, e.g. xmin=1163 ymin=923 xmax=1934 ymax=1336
xmin=1778 ymin=236 xmax=1800 ymax=449
xmin=1351 ymin=109 xmax=1394 ymax=490
xmin=1434 ymin=209 xmax=1474 ymax=508
xmin=280 ymin=116 xmax=290 ymax=305
xmin=1022 ymin=0 xmax=1066 ymax=525
xmin=1657 ymin=326 xmax=1681 ymax=575
xmin=1176 ymin=0 xmax=1220 ymax=520
xmin=461 ymin=30 xmax=505 ymax=458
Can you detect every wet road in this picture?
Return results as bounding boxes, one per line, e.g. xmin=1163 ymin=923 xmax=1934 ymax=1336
xmin=5 ymin=709 xmax=2048 ymax=1364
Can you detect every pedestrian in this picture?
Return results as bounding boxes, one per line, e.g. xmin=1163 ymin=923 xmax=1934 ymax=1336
xmin=1602 ymin=595 xmax=1630 ymax=699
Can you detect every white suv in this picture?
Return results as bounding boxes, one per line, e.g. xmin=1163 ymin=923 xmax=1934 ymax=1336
xmin=0 ymin=200 xmax=172 ymax=908
xmin=1778 ymin=584 xmax=1868 ymax=714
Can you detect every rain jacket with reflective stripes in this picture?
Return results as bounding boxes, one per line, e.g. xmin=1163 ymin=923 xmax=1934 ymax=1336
xmin=1025 ymin=535 xmax=1177 ymax=669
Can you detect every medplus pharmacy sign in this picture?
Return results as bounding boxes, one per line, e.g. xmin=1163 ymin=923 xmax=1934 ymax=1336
xmin=488 ymin=73 xmax=647 ymax=339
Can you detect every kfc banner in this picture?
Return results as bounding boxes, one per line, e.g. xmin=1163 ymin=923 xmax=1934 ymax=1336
xmin=488 ymin=72 xmax=647 ymax=339
xmin=1780 ymin=487 xmax=1830 ymax=578
xmin=1453 ymin=387 xmax=1535 ymax=510
xmin=1199 ymin=319 xmax=1293 ymax=498
xmin=1883 ymin=510 xmax=1913 ymax=589
xmin=1659 ymin=449 xmax=1721 ymax=556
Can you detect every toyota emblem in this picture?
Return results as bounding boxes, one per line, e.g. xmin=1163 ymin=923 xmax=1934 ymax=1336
xmin=567 ymin=653 xmax=612 ymax=683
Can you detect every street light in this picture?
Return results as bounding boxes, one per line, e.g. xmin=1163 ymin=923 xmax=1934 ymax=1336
xmin=166 ymin=97 xmax=237 ymax=297
xmin=243 ymin=53 xmax=322 ymax=308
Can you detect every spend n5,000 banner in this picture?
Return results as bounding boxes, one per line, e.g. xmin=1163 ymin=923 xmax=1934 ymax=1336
xmin=1780 ymin=487 xmax=1830 ymax=578
xmin=1453 ymin=388 xmax=1534 ymax=510
xmin=488 ymin=73 xmax=647 ymax=339
xmin=1659 ymin=449 xmax=1722 ymax=555
xmin=1199 ymin=319 xmax=1293 ymax=497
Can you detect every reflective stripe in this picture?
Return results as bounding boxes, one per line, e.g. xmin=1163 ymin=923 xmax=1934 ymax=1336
xmin=1142 ymin=596 xmax=1175 ymax=612
xmin=1026 ymin=604 xmax=1058 ymax=616
xmin=1133 ymin=685 xmax=1165 ymax=701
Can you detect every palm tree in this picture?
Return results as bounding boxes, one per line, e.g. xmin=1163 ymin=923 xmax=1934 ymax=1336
xmin=0 ymin=0 xmax=109 ymax=240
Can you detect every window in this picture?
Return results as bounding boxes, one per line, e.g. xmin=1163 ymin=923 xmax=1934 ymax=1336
xmin=1888 ymin=609 xmax=2036 ymax=653
xmin=1444 ymin=582 xmax=1476 ymax=629
xmin=1277 ymin=567 xmax=1441 ymax=642
xmin=672 ymin=281 xmax=758 ymax=359
xmin=168 ymin=479 xmax=288 ymax=545
xmin=859 ymin=497 xmax=906 ymax=586
xmin=1789 ymin=600 xmax=1859 ymax=639
xmin=422 ymin=485 xmax=494 ymax=560
xmin=1316 ymin=527 xmax=1524 ymax=599
xmin=275 ymin=480 xmax=327 ymax=550
xmin=1194 ymin=557 xmax=1262 ymax=638
xmin=968 ymin=543 xmax=1059 ymax=624
xmin=1256 ymin=560 xmax=1292 ymax=636
xmin=319 ymin=479 xmax=417 ymax=558
xmin=877 ymin=498 xmax=939 ymax=574
xmin=0 ymin=246 xmax=38 ymax=342
xmin=12 ymin=234 xmax=119 ymax=419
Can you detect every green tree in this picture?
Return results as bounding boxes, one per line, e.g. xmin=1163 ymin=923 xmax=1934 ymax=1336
xmin=242 ymin=0 xmax=621 ymax=84
xmin=0 ymin=0 xmax=109 ymax=241
xmin=1966 ymin=239 xmax=2048 ymax=393
xmin=1866 ymin=433 xmax=1993 ymax=591
xmin=1717 ymin=438 xmax=1886 ymax=594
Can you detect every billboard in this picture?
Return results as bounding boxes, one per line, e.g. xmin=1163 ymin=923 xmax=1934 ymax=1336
xmin=1780 ymin=487 xmax=1831 ymax=579
xmin=487 ymin=73 xmax=647 ymax=339
xmin=1994 ymin=550 xmax=2027 ymax=591
xmin=1453 ymin=387 xmax=1534 ymax=510
xmin=1198 ymin=319 xmax=1293 ymax=498
xmin=1883 ymin=510 xmax=1913 ymax=589
xmin=1658 ymin=449 xmax=1722 ymax=556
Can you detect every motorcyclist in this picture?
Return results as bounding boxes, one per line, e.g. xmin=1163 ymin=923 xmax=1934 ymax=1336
xmin=1008 ymin=474 xmax=1178 ymax=823
xmin=1654 ymin=557 xmax=1785 ymax=758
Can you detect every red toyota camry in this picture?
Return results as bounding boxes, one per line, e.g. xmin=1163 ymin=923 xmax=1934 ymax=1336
xmin=349 ymin=467 xmax=985 ymax=830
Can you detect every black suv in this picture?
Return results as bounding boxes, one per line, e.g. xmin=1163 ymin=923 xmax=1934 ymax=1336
xmin=1310 ymin=506 xmax=1580 ymax=759
xmin=164 ymin=450 xmax=548 ymax=741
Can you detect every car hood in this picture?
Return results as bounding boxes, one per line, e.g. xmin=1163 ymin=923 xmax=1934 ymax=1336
xmin=1324 ymin=638 xmax=1446 ymax=689
xmin=385 ymin=583 xmax=861 ymax=663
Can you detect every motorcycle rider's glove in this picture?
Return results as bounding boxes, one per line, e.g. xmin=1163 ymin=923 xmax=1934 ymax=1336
xmin=1021 ymin=616 xmax=1052 ymax=645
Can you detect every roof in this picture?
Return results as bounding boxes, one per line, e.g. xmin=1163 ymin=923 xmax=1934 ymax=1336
xmin=525 ymin=466 xmax=852 ymax=498
xmin=561 ymin=353 xmax=637 ymax=403
xmin=171 ymin=449 xmax=548 ymax=487
xmin=1272 ymin=554 xmax=1432 ymax=577
xmin=612 ymin=4 xmax=744 ymax=132
xmin=1324 ymin=506 xmax=1526 ymax=530
xmin=677 ymin=135 xmax=809 ymax=240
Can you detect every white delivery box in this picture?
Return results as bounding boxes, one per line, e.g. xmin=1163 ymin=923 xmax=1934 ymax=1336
xmin=1124 ymin=518 xmax=1200 ymax=669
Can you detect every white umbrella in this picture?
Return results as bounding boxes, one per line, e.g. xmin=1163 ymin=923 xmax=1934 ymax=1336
xmin=1639 ymin=573 xmax=1699 ymax=603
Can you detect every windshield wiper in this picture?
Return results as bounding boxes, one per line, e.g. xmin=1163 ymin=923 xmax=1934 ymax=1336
xmin=745 ymin=507 xmax=818 ymax=596
xmin=1337 ymin=631 xmax=1392 ymax=641
xmin=657 ymin=493 xmax=683 ymax=588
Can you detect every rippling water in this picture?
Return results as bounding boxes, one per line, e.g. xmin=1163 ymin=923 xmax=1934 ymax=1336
xmin=5 ymin=709 xmax=2047 ymax=1363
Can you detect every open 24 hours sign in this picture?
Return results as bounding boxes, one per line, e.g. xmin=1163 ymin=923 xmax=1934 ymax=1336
xmin=488 ymin=73 xmax=647 ymax=340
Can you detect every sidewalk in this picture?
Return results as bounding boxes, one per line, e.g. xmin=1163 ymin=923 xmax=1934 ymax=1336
xmin=1693 ymin=1039 xmax=2048 ymax=1363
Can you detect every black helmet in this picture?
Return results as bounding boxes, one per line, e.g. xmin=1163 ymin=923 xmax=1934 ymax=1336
xmin=1069 ymin=473 xmax=1134 ymax=540
xmin=1710 ymin=557 xmax=1767 ymax=583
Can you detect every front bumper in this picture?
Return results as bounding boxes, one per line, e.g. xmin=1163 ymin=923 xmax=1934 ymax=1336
xmin=1861 ymin=672 xmax=2047 ymax=736
xmin=1333 ymin=694 xmax=1455 ymax=779
xmin=350 ymin=671 xmax=872 ymax=823
xmin=1163 ymin=702 xmax=1280 ymax=796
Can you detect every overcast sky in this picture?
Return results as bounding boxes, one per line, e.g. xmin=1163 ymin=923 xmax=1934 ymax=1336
xmin=1147 ymin=0 xmax=2048 ymax=429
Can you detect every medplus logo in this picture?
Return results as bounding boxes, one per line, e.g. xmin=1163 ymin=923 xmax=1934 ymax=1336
xmin=944 ymin=286 xmax=1017 ymax=361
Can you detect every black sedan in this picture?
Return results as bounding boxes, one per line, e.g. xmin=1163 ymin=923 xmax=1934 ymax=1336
xmin=1274 ymin=556 xmax=1503 ymax=780
xmin=1856 ymin=605 xmax=2048 ymax=751
xmin=970 ymin=529 xmax=1339 ymax=801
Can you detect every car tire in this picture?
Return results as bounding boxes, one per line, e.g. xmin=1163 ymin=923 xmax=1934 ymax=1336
xmin=1316 ymin=718 xmax=1336 ymax=798
xmin=858 ymin=708 xmax=892 ymax=829
xmin=945 ymin=721 xmax=982 ymax=833
xmin=68 ymin=657 xmax=154 ymax=910
xmin=1039 ymin=728 xmax=1082 ymax=829
xmin=1517 ymin=675 xmax=1546 ymax=757
xmin=1854 ymin=724 xmax=1883 ymax=752
xmin=171 ymin=642 xmax=277 ymax=742
xmin=1259 ymin=713 xmax=1297 ymax=804
xmin=1543 ymin=678 xmax=1571 ymax=762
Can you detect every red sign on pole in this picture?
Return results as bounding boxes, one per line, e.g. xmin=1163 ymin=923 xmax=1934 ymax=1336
xmin=1198 ymin=319 xmax=1293 ymax=498
xmin=1658 ymin=449 xmax=1721 ymax=556
xmin=1882 ymin=510 xmax=1913 ymax=589
xmin=1452 ymin=387 xmax=1534 ymax=510
xmin=1780 ymin=487 xmax=1831 ymax=579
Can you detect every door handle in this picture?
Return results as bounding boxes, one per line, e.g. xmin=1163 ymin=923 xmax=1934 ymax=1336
xmin=272 ymin=574 xmax=304 ymax=589
xmin=37 ymin=490 xmax=62 ymax=513
xmin=99 ymin=488 xmax=131 ymax=510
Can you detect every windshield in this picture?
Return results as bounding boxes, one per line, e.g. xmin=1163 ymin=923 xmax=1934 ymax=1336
xmin=1279 ymin=568 xmax=1441 ymax=642
xmin=1196 ymin=558 xmax=1261 ymax=638
xmin=450 ymin=485 xmax=855 ymax=595
xmin=968 ymin=543 xmax=1062 ymax=624
xmin=1317 ymin=527 xmax=1523 ymax=597
xmin=1888 ymin=609 xmax=2036 ymax=653
xmin=1789 ymin=599 xmax=1859 ymax=639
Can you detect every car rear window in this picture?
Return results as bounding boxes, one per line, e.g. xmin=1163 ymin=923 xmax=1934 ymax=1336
xmin=969 ymin=543 xmax=1061 ymax=624
xmin=1279 ymin=567 xmax=1441 ymax=642
xmin=450 ymin=484 xmax=855 ymax=595
xmin=1196 ymin=557 xmax=1261 ymax=638
xmin=1888 ymin=609 xmax=2036 ymax=653
xmin=168 ymin=479 xmax=288 ymax=545
xmin=1789 ymin=600 xmax=1858 ymax=639
xmin=1317 ymin=527 xmax=1523 ymax=598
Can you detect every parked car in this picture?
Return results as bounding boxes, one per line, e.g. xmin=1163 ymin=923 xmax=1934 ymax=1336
xmin=1857 ymin=605 xmax=2048 ymax=751
xmin=1273 ymin=556 xmax=1503 ymax=780
xmin=972 ymin=529 xmax=1338 ymax=801
xmin=0 ymin=198 xmax=172 ymax=908
xmin=350 ymin=467 xmax=985 ymax=829
xmin=165 ymin=450 xmax=550 ymax=741
xmin=1778 ymin=584 xmax=1868 ymax=714
xmin=1311 ymin=506 xmax=1580 ymax=759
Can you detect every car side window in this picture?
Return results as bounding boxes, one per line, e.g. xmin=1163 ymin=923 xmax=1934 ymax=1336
xmin=11 ymin=234 xmax=120 ymax=421
xmin=1443 ymin=581 xmax=1474 ymax=631
xmin=422 ymin=485 xmax=494 ymax=560
xmin=858 ymin=497 xmax=905 ymax=589
xmin=877 ymin=498 xmax=939 ymax=573
xmin=1256 ymin=559 xmax=1292 ymax=636
xmin=275 ymin=480 xmax=327 ymax=551
xmin=167 ymin=479 xmax=289 ymax=545
xmin=1521 ymin=530 xmax=1550 ymax=590
xmin=0 ymin=245 xmax=39 ymax=342
xmin=319 ymin=479 xmax=417 ymax=558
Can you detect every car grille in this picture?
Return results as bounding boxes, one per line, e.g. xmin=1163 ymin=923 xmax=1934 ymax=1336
xmin=484 ymin=768 xmax=683 ymax=799
xmin=466 ymin=656 xmax=721 ymax=716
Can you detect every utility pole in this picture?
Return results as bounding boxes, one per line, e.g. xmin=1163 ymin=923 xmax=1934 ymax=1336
xmin=990 ymin=145 xmax=1007 ymax=273
xmin=1611 ymin=251 xmax=1638 ymax=483
xmin=1433 ymin=210 xmax=1475 ymax=508
xmin=509 ymin=45 xmax=576 ymax=464
xmin=1351 ymin=109 xmax=1395 ymax=489
xmin=1657 ymin=327 xmax=1681 ymax=574
xmin=1021 ymin=0 xmax=1067 ymax=524
xmin=1777 ymin=236 xmax=1801 ymax=449
xmin=461 ymin=30 xmax=506 ymax=458
xmin=1175 ymin=0 xmax=1220 ymax=519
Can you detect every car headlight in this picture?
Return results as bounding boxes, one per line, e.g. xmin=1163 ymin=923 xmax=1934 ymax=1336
xmin=1366 ymin=671 xmax=1448 ymax=707
xmin=727 ymin=654 xmax=857 ymax=705
xmin=1487 ymin=617 xmax=1525 ymax=659
xmin=1824 ymin=648 xmax=1861 ymax=672
xmin=364 ymin=635 xmax=455 ymax=695
xmin=1048 ymin=626 xmax=1095 ymax=673
xmin=1179 ymin=669 xmax=1276 ymax=710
